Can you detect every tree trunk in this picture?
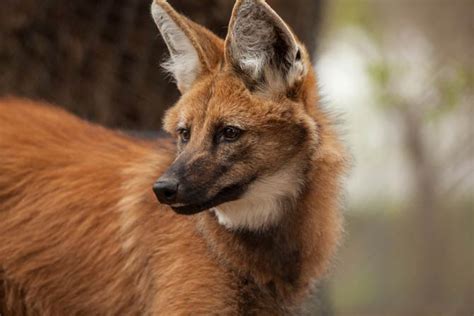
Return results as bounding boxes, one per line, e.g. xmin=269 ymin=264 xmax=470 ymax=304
xmin=399 ymin=107 xmax=447 ymax=314
xmin=0 ymin=0 xmax=323 ymax=130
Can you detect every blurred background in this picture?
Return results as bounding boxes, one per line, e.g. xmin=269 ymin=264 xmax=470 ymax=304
xmin=0 ymin=0 xmax=472 ymax=315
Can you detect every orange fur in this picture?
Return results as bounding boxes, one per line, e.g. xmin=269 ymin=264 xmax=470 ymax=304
xmin=0 ymin=0 xmax=348 ymax=314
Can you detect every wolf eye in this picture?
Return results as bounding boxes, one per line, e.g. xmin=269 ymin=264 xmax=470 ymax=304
xmin=221 ymin=126 xmax=242 ymax=142
xmin=177 ymin=128 xmax=191 ymax=143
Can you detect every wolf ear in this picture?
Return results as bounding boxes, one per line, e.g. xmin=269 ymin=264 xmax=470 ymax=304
xmin=225 ymin=0 xmax=307 ymax=95
xmin=151 ymin=0 xmax=223 ymax=93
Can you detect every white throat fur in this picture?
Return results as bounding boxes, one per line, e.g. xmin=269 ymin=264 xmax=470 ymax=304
xmin=212 ymin=165 xmax=303 ymax=231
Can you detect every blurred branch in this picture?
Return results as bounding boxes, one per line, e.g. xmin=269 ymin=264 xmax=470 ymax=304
xmin=441 ymin=165 xmax=474 ymax=200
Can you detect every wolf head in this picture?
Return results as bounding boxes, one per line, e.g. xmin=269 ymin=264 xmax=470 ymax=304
xmin=151 ymin=0 xmax=327 ymax=230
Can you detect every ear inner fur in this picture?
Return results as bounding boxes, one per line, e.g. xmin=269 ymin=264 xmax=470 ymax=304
xmin=153 ymin=1 xmax=210 ymax=70
xmin=152 ymin=1 xmax=224 ymax=91
xmin=224 ymin=0 xmax=307 ymax=94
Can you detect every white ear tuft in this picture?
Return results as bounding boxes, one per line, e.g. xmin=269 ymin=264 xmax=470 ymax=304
xmin=226 ymin=0 xmax=307 ymax=94
xmin=151 ymin=2 xmax=201 ymax=92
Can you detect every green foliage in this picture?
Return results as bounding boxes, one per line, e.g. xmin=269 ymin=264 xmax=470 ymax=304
xmin=332 ymin=0 xmax=371 ymax=28
xmin=331 ymin=0 xmax=381 ymax=39
xmin=428 ymin=66 xmax=473 ymax=122
xmin=366 ymin=61 xmax=406 ymax=111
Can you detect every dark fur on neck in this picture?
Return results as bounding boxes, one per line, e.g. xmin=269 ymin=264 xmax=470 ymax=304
xmin=195 ymin=157 xmax=345 ymax=313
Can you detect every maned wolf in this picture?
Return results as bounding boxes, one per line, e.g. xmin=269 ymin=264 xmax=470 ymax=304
xmin=0 ymin=0 xmax=348 ymax=314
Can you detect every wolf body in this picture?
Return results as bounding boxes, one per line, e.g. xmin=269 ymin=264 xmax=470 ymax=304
xmin=0 ymin=0 xmax=347 ymax=314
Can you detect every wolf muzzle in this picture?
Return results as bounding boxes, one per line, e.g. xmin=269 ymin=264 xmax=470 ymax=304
xmin=152 ymin=174 xmax=257 ymax=216
xmin=153 ymin=178 xmax=179 ymax=203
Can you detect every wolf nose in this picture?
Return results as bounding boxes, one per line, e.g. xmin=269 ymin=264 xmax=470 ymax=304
xmin=153 ymin=179 xmax=179 ymax=204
